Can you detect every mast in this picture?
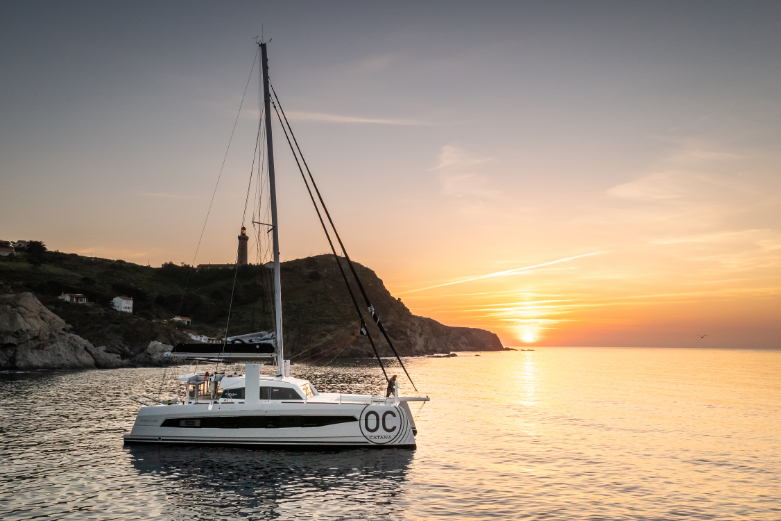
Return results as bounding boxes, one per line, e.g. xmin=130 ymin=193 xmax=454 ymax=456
xmin=260 ymin=42 xmax=284 ymax=374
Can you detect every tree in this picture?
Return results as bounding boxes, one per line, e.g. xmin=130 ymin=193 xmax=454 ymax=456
xmin=25 ymin=241 xmax=47 ymax=257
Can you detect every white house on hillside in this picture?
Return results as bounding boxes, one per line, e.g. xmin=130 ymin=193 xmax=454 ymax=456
xmin=172 ymin=316 xmax=192 ymax=325
xmin=58 ymin=293 xmax=87 ymax=304
xmin=112 ymin=296 xmax=133 ymax=313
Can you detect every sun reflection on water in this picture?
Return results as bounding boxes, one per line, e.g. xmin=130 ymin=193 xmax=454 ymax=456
xmin=519 ymin=352 xmax=538 ymax=407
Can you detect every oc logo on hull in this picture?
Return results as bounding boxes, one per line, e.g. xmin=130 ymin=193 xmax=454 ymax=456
xmin=359 ymin=405 xmax=406 ymax=445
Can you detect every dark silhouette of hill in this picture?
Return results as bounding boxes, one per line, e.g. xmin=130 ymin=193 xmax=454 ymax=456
xmin=0 ymin=251 xmax=503 ymax=362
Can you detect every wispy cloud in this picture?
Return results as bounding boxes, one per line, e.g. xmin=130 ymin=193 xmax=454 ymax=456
xmin=397 ymin=252 xmax=608 ymax=294
xmin=138 ymin=192 xmax=202 ymax=200
xmin=284 ymin=111 xmax=426 ymax=126
xmin=432 ymin=145 xmax=493 ymax=171
xmin=432 ymin=145 xmax=499 ymax=201
xmin=649 ymin=229 xmax=770 ymax=246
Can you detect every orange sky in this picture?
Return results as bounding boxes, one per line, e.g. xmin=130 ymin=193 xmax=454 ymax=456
xmin=1 ymin=4 xmax=780 ymax=348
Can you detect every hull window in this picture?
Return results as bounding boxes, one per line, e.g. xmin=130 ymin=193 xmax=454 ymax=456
xmin=220 ymin=388 xmax=245 ymax=399
xmin=161 ymin=415 xmax=357 ymax=429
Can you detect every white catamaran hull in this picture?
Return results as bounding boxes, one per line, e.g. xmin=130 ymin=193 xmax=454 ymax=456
xmin=124 ymin=400 xmax=418 ymax=448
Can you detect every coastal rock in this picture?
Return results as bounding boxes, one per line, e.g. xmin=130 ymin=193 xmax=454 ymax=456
xmin=0 ymin=292 xmax=96 ymax=370
xmin=15 ymin=335 xmax=96 ymax=370
xmin=86 ymin=345 xmax=126 ymax=369
xmin=134 ymin=340 xmax=173 ymax=365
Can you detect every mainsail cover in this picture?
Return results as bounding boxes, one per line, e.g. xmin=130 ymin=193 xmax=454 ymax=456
xmin=169 ymin=341 xmax=275 ymax=359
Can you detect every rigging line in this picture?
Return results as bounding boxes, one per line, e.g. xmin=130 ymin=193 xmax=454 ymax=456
xmin=293 ymin=338 xmax=346 ymax=365
xmin=293 ymin=330 xmax=358 ymax=365
xmin=156 ymin=364 xmax=168 ymax=400
xmin=270 ymin=100 xmax=389 ymax=383
xmin=252 ymin=100 xmax=270 ymax=332
xmin=291 ymin=325 xmax=355 ymax=364
xmin=217 ymin=109 xmax=264 ymax=373
xmin=271 ymin=84 xmax=416 ymax=392
xmin=322 ymin=334 xmax=360 ymax=366
xmin=251 ymin=127 xmax=272 ymax=332
xmin=289 ymin=319 xmax=361 ymax=360
xmin=175 ymin=46 xmax=259 ymax=317
xmin=155 ymin=320 xmax=183 ymax=399
xmin=413 ymin=400 xmax=426 ymax=421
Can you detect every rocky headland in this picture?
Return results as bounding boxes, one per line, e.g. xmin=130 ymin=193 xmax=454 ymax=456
xmin=0 ymin=252 xmax=504 ymax=370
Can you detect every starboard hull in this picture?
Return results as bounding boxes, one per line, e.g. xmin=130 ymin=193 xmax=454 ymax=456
xmin=123 ymin=401 xmax=417 ymax=449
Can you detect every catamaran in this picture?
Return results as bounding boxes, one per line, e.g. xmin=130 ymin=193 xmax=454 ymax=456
xmin=123 ymin=42 xmax=428 ymax=449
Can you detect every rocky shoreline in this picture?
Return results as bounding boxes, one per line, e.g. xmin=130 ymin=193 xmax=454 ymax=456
xmin=0 ymin=293 xmax=174 ymax=370
xmin=1 ymin=292 xmax=505 ymax=371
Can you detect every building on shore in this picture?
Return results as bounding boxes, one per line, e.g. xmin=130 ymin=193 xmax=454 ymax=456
xmin=58 ymin=293 xmax=87 ymax=304
xmin=112 ymin=296 xmax=133 ymax=313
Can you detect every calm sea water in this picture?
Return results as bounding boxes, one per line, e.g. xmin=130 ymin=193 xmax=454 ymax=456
xmin=1 ymin=348 xmax=779 ymax=520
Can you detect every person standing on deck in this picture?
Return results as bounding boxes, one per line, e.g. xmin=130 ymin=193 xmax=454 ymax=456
xmin=386 ymin=375 xmax=398 ymax=397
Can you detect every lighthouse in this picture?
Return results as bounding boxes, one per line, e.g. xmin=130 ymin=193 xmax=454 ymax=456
xmin=237 ymin=226 xmax=249 ymax=265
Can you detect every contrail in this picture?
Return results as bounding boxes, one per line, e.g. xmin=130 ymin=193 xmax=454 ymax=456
xmin=397 ymin=252 xmax=607 ymax=295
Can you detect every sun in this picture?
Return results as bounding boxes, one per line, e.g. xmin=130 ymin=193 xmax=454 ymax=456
xmin=522 ymin=331 xmax=536 ymax=343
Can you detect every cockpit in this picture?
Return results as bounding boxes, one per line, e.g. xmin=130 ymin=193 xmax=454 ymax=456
xmin=177 ymin=372 xmax=318 ymax=404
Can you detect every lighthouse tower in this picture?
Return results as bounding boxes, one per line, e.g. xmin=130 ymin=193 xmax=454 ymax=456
xmin=237 ymin=226 xmax=249 ymax=265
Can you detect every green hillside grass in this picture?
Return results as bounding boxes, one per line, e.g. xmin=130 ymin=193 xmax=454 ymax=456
xmin=0 ymin=251 xmax=367 ymax=358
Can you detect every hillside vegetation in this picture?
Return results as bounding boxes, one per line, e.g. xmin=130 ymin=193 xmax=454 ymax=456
xmin=0 ymin=251 xmax=503 ymax=361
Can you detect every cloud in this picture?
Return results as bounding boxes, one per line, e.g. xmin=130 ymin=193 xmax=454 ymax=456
xmin=138 ymin=192 xmax=202 ymax=200
xmin=432 ymin=145 xmax=499 ymax=200
xmin=398 ymin=252 xmax=608 ymax=294
xmin=360 ymin=53 xmax=402 ymax=71
xmin=283 ymin=111 xmax=425 ymax=126
xmin=649 ymin=135 xmax=748 ymax=163
xmin=432 ymin=145 xmax=492 ymax=171
xmin=607 ymin=171 xmax=687 ymax=200
xmin=605 ymin=170 xmax=731 ymax=202
xmin=649 ymin=229 xmax=770 ymax=246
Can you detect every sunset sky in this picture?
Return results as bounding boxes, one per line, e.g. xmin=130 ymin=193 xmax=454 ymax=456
xmin=1 ymin=2 xmax=779 ymax=348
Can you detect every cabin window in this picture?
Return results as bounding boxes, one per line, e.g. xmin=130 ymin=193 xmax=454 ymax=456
xmin=220 ymin=386 xmax=303 ymax=400
xmin=221 ymin=387 xmax=245 ymax=399
xmin=261 ymin=386 xmax=303 ymax=400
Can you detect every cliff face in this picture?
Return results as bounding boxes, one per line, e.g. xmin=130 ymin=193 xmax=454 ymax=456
xmin=279 ymin=255 xmax=503 ymax=359
xmin=0 ymin=292 xmax=173 ymax=370
xmin=0 ymin=292 xmax=124 ymax=370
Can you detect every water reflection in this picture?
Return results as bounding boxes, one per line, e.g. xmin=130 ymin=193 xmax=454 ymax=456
xmin=127 ymin=445 xmax=413 ymax=519
xmin=519 ymin=352 xmax=538 ymax=407
xmin=3 ymin=350 xmax=781 ymax=520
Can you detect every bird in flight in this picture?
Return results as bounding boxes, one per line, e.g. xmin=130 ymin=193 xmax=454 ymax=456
xmin=697 ymin=334 xmax=707 ymax=339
